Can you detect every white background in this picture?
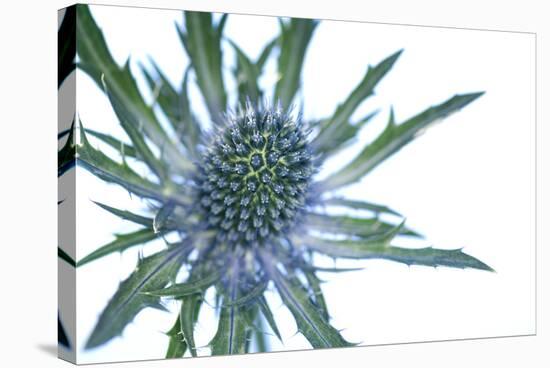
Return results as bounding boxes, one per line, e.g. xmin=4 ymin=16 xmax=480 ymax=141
xmin=0 ymin=0 xmax=548 ymax=367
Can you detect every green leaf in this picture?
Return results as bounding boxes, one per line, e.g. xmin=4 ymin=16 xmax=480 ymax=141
xmin=307 ymin=266 xmax=364 ymax=273
xmin=316 ymin=110 xmax=380 ymax=157
xmin=229 ymin=37 xmax=279 ymax=109
xmin=179 ymin=293 xmax=203 ymax=357
xmin=58 ymin=6 xmax=76 ymax=88
xmin=58 ymin=121 xmax=76 ymax=177
xmin=165 ymin=315 xmax=187 ymax=359
xmin=85 ymin=247 xmax=185 ymax=349
xmin=92 ymin=201 xmax=153 ymax=227
xmin=144 ymin=270 xmax=220 ymax=297
xmin=210 ymin=302 xmax=247 ymax=355
xmin=209 ymin=276 xmax=248 ymax=355
xmin=78 ymin=228 xmax=161 ymax=267
xmin=303 ymin=270 xmax=329 ymax=321
xmin=320 ymin=92 xmax=484 ymax=191
xmin=294 ymin=222 xmax=402 ymax=259
xmin=251 ymin=326 xmax=268 ymax=353
xmin=85 ymin=129 xmax=138 ymax=158
xmin=76 ymin=5 xmax=193 ymax=174
xmin=257 ymin=295 xmax=282 ymax=342
xmin=78 ymin=135 xmax=161 ymax=200
xmin=58 ymin=128 xmax=71 ymax=140
xmin=229 ymin=40 xmax=262 ymax=107
xmin=256 ymin=38 xmax=277 ymax=71
xmin=154 ymin=202 xmax=176 ymax=234
xmin=242 ymin=305 xmax=261 ymax=353
xmin=305 ymin=212 xmax=419 ymax=237
xmin=58 ymin=313 xmax=71 ymax=349
xmin=224 ymin=279 xmax=268 ymax=308
xmin=58 ymin=247 xmax=76 ymax=267
xmin=102 ymin=78 xmax=169 ymax=181
xmin=274 ymin=18 xmax=318 ymax=109
xmin=322 ymin=197 xmax=401 ymax=216
xmin=140 ymin=59 xmax=181 ymax=127
xmin=370 ymin=246 xmax=493 ymax=270
xmin=313 ymin=50 xmax=402 ymax=154
xmin=140 ymin=62 xmax=202 ymax=156
xmin=78 ymin=122 xmax=191 ymax=205
xmin=265 ymin=260 xmax=353 ymax=349
xmin=177 ymin=68 xmax=203 ymax=155
xmin=178 ymin=12 xmax=227 ymax=124
xmin=297 ymin=224 xmax=492 ymax=270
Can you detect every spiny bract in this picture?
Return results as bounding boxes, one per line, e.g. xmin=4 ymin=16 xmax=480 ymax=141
xmin=65 ymin=4 xmax=493 ymax=359
xmin=197 ymin=104 xmax=313 ymax=245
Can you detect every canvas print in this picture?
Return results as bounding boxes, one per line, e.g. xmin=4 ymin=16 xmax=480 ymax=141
xmin=58 ymin=3 xmax=535 ymax=364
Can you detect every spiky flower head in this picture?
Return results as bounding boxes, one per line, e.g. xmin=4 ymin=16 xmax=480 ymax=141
xmin=197 ymin=104 xmax=314 ymax=246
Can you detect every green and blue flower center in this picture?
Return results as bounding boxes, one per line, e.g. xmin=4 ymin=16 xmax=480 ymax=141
xmin=197 ymin=106 xmax=313 ymax=245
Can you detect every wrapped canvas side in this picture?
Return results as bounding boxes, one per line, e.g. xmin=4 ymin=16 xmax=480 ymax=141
xmin=58 ymin=4 xmax=77 ymax=364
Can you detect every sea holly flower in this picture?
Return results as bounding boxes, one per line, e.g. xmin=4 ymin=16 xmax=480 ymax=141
xmin=71 ymin=5 xmax=492 ymax=357
xmin=196 ymin=103 xmax=315 ymax=246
